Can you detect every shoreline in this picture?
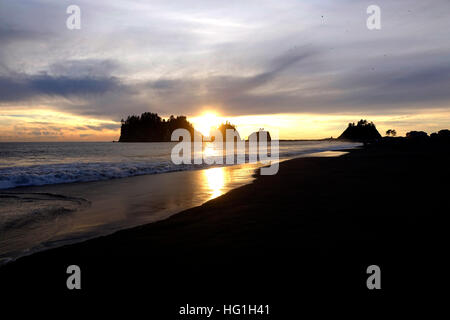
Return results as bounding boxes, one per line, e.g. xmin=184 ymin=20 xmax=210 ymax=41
xmin=0 ymin=148 xmax=352 ymax=265
xmin=0 ymin=140 xmax=359 ymax=190
xmin=0 ymin=161 xmax=262 ymax=265
xmin=1 ymin=143 xmax=448 ymax=305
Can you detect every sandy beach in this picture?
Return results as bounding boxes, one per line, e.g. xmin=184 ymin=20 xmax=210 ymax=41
xmin=1 ymin=143 xmax=448 ymax=310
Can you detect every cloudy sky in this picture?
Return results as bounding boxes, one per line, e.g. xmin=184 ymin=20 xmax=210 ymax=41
xmin=1 ymin=0 xmax=449 ymax=140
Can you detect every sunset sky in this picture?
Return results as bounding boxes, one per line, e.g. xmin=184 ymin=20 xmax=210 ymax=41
xmin=1 ymin=0 xmax=450 ymax=141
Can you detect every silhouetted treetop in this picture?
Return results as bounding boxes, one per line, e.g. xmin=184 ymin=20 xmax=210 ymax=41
xmin=210 ymin=121 xmax=241 ymax=142
xmin=406 ymin=131 xmax=428 ymax=140
xmin=218 ymin=121 xmax=237 ymax=133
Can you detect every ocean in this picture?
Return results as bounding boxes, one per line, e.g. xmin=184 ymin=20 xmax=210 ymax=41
xmin=0 ymin=140 xmax=359 ymax=190
xmin=0 ymin=140 xmax=360 ymax=264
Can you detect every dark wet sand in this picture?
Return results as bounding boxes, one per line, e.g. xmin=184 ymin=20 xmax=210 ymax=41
xmin=1 ymin=144 xmax=448 ymax=312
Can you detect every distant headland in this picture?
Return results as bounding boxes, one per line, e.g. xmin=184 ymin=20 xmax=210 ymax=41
xmin=338 ymin=118 xmax=450 ymax=143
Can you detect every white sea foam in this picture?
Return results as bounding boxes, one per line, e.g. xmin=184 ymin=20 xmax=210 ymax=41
xmin=0 ymin=141 xmax=360 ymax=189
xmin=0 ymin=161 xmax=198 ymax=189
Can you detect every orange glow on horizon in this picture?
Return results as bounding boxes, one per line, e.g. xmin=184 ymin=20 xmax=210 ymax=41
xmin=1 ymin=107 xmax=450 ymax=142
xmin=190 ymin=109 xmax=450 ymax=140
xmin=0 ymin=108 xmax=120 ymax=142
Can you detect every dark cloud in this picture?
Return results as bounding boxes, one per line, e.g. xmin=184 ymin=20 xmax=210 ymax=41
xmin=48 ymin=59 xmax=120 ymax=78
xmin=0 ymin=28 xmax=41 ymax=44
xmin=326 ymin=63 xmax=450 ymax=109
xmin=0 ymin=73 xmax=124 ymax=102
xmin=138 ymin=50 xmax=450 ymax=115
xmin=2 ymin=50 xmax=449 ymax=119
xmin=30 ymin=74 xmax=121 ymax=97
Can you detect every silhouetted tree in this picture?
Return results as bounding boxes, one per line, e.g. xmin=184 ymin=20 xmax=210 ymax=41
xmin=438 ymin=129 xmax=450 ymax=139
xmin=406 ymin=131 xmax=428 ymax=139
xmin=210 ymin=121 xmax=240 ymax=142
xmin=430 ymin=129 xmax=450 ymax=142
xmin=386 ymin=129 xmax=397 ymax=137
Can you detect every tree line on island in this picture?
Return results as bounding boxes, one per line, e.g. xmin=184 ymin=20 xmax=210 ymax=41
xmin=119 ymin=112 xmax=272 ymax=142
xmin=119 ymin=113 xmax=195 ymax=142
xmin=118 ymin=112 xmax=448 ymax=143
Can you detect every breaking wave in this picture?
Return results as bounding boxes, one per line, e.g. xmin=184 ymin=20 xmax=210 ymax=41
xmin=0 ymin=142 xmax=359 ymax=190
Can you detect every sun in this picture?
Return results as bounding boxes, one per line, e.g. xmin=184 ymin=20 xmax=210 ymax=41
xmin=191 ymin=112 xmax=222 ymax=136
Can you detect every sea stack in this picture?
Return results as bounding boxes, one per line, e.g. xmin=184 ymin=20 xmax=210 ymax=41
xmin=338 ymin=119 xmax=381 ymax=142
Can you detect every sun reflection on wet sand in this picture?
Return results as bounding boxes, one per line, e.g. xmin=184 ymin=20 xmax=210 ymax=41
xmin=203 ymin=167 xmax=226 ymax=200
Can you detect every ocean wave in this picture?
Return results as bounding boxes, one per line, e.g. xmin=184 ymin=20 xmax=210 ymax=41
xmin=0 ymin=142 xmax=360 ymax=190
xmin=0 ymin=161 xmax=200 ymax=190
